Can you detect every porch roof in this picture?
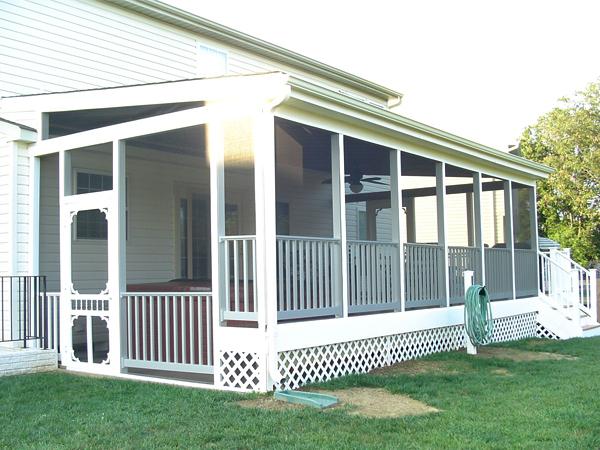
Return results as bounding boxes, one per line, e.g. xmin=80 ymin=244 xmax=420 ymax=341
xmin=286 ymin=76 xmax=553 ymax=181
xmin=7 ymin=73 xmax=552 ymax=182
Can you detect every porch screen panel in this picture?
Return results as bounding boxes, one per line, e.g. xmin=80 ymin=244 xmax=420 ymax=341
xmin=222 ymin=117 xmax=258 ymax=321
xmin=482 ymin=177 xmax=512 ymax=300
xmin=512 ymin=185 xmax=537 ymax=298
xmin=444 ymin=165 xmax=481 ymax=304
xmin=274 ymin=118 xmax=338 ymax=320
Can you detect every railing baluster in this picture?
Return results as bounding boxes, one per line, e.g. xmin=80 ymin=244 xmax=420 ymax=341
xmin=207 ymin=297 xmax=213 ymax=365
xmin=318 ymin=241 xmax=324 ymax=309
xmin=243 ymin=240 xmax=249 ymax=313
xmin=190 ymin=295 xmax=195 ymax=365
xmin=198 ymin=296 xmax=203 ymax=365
xmin=158 ymin=295 xmax=163 ymax=362
xmin=292 ymin=239 xmax=298 ymax=311
xmin=150 ymin=296 xmax=155 ymax=361
xmin=224 ymin=240 xmax=230 ymax=314
xmin=277 ymin=239 xmax=283 ymax=312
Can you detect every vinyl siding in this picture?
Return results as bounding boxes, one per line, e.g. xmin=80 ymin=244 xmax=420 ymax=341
xmin=0 ymin=143 xmax=10 ymax=275
xmin=0 ymin=0 xmax=386 ymax=105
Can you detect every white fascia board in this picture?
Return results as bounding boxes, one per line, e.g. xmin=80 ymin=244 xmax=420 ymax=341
xmin=276 ymin=297 xmax=540 ymax=352
xmin=0 ymin=121 xmax=37 ymax=143
xmin=1 ymin=72 xmax=289 ymax=113
xmin=283 ymin=79 xmax=552 ymax=183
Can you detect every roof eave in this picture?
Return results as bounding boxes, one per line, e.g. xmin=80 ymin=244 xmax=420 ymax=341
xmin=108 ymin=0 xmax=403 ymax=105
xmin=287 ymin=76 xmax=553 ymax=180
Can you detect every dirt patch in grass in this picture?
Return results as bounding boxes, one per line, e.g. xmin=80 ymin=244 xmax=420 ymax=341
xmin=318 ymin=387 xmax=439 ymax=418
xmin=238 ymin=388 xmax=440 ymax=418
xmin=371 ymin=359 xmax=471 ymax=376
xmin=476 ymin=347 xmax=577 ymax=362
xmin=490 ymin=368 xmax=512 ymax=376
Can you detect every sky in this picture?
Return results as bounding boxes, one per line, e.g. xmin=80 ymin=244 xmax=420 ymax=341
xmin=165 ymin=0 xmax=600 ymax=151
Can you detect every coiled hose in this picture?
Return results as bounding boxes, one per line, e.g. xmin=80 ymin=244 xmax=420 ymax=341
xmin=464 ymin=285 xmax=493 ymax=346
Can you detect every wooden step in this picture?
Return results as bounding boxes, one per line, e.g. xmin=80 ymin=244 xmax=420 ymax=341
xmin=582 ymin=324 xmax=600 ymax=331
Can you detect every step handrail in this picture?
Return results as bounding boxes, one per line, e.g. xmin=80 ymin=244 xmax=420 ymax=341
xmin=539 ymin=250 xmax=597 ymax=323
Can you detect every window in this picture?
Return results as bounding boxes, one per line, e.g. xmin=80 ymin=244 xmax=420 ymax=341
xmin=76 ymin=172 xmax=112 ymax=239
xmin=276 ymin=202 xmax=290 ymax=235
xmin=358 ymin=210 xmax=367 ymax=240
xmin=178 ymin=194 xmax=211 ymax=280
xmin=75 ymin=172 xmax=128 ymax=240
xmin=196 ymin=43 xmax=228 ymax=77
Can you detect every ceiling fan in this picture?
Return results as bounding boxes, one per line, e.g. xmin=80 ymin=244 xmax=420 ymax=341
xmin=322 ymin=168 xmax=388 ymax=193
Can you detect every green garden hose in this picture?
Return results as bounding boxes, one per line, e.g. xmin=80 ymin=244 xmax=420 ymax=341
xmin=464 ymin=285 xmax=493 ymax=346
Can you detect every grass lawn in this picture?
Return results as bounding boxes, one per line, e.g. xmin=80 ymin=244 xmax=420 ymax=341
xmin=1 ymin=337 xmax=599 ymax=449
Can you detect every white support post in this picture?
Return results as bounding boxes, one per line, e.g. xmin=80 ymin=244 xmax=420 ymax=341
xmin=108 ymin=140 xmax=126 ymax=374
xmin=466 ymin=192 xmax=475 ymax=248
xmin=331 ymin=134 xmax=348 ymax=318
xmin=58 ymin=149 xmax=72 ymax=363
xmin=463 ymin=270 xmax=477 ymax=355
xmin=590 ymin=270 xmax=598 ymax=322
xmin=390 ymin=149 xmax=404 ymax=311
xmin=436 ymin=162 xmax=449 ymax=307
xmin=28 ymin=155 xmax=40 ymax=276
xmin=208 ymin=119 xmax=225 ymax=386
xmin=473 ymin=173 xmax=485 ymax=285
xmin=504 ymin=181 xmax=516 ymax=300
xmin=252 ymin=111 xmax=278 ymax=390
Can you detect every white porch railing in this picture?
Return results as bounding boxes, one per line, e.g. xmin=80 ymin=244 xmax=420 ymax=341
xmin=276 ymin=236 xmax=339 ymax=320
xmin=222 ymin=236 xmax=257 ymax=321
xmin=540 ymin=250 xmax=597 ymax=320
xmin=514 ymin=249 xmax=538 ymax=298
xmin=538 ymin=253 xmax=581 ymax=323
xmin=122 ymin=293 xmax=213 ymax=374
xmin=347 ymin=240 xmax=399 ymax=313
xmin=42 ymin=292 xmax=61 ymax=352
xmin=484 ymin=248 xmax=513 ymax=300
xmin=404 ymin=243 xmax=445 ymax=308
xmin=448 ymin=246 xmax=479 ymax=304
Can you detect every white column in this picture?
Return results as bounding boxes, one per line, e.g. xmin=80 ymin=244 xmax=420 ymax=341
xmin=28 ymin=155 xmax=40 ymax=276
xmin=390 ymin=149 xmax=404 ymax=311
xmin=58 ymin=149 xmax=72 ymax=363
xmin=331 ymin=134 xmax=348 ymax=317
xmin=108 ymin=140 xmax=126 ymax=374
xmin=473 ymin=173 xmax=485 ymax=285
xmin=208 ymin=119 xmax=225 ymax=387
xmin=436 ymin=162 xmax=449 ymax=307
xmin=504 ymin=180 xmax=516 ymax=299
xmin=253 ymin=111 xmax=278 ymax=389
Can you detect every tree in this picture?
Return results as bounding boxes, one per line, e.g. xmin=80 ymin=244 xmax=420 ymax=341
xmin=519 ymin=79 xmax=600 ymax=266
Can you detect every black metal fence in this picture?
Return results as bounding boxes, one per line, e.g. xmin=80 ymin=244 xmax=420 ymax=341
xmin=0 ymin=275 xmax=53 ymax=349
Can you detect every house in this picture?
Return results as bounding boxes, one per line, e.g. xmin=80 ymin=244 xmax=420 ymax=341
xmin=0 ymin=0 xmax=597 ymax=390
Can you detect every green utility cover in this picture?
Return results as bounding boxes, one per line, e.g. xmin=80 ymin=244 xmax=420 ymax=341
xmin=274 ymin=390 xmax=339 ymax=409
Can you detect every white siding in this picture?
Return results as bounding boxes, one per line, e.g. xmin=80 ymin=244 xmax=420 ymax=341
xmin=0 ymin=143 xmax=10 ymax=275
xmin=0 ymin=0 xmax=386 ymax=105
xmin=0 ymin=0 xmax=198 ymax=97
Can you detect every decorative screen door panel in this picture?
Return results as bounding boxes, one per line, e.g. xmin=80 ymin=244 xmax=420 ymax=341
xmin=60 ymin=188 xmax=118 ymax=373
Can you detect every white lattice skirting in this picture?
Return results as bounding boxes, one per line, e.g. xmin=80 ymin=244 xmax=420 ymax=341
xmin=218 ymin=351 xmax=263 ymax=391
xmin=535 ymin=322 xmax=560 ymax=340
xmin=277 ymin=312 xmax=538 ymax=390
